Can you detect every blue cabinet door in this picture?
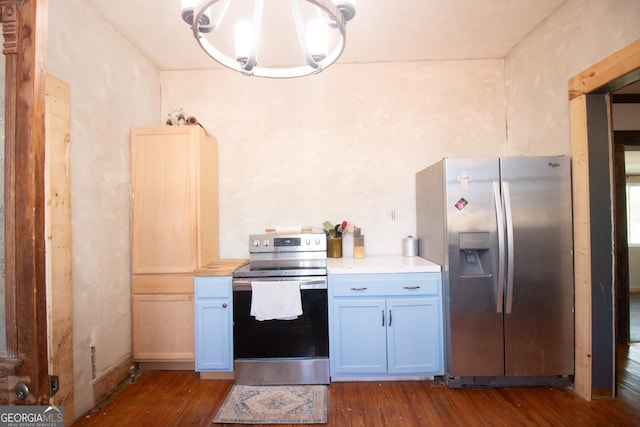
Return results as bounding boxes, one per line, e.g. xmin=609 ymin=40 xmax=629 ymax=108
xmin=195 ymin=300 xmax=232 ymax=371
xmin=194 ymin=276 xmax=233 ymax=372
xmin=386 ymin=297 xmax=442 ymax=375
xmin=330 ymin=298 xmax=387 ymax=375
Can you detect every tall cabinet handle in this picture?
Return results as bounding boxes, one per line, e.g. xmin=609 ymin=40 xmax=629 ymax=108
xmin=503 ymin=182 xmax=515 ymax=314
xmin=381 ymin=310 xmax=385 ymax=327
xmin=388 ymin=309 xmax=392 ymax=327
xmin=493 ymin=181 xmax=505 ymax=314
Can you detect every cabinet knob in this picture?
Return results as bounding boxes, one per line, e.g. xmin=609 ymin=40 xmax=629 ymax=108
xmin=222 ymin=303 xmax=228 ymax=308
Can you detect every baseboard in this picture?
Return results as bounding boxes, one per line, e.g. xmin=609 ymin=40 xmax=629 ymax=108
xmin=93 ymin=354 xmax=135 ymax=407
xmin=137 ymin=361 xmax=195 ymax=371
xmin=200 ymin=372 xmax=234 ymax=380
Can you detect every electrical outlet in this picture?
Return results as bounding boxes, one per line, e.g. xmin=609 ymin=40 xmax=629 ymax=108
xmin=391 ymin=211 xmax=397 ymax=222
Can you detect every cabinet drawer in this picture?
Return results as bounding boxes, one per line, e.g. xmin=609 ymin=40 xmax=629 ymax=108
xmin=330 ymin=273 xmax=440 ymax=297
xmin=132 ymin=274 xmax=194 ymax=294
xmin=195 ymin=276 xmax=231 ymax=298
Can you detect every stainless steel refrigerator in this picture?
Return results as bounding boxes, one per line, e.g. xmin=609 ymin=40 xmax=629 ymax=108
xmin=416 ymin=157 xmax=574 ymax=386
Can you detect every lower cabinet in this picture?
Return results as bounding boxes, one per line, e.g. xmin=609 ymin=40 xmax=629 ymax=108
xmin=131 ymin=274 xmax=195 ymax=363
xmin=194 ymin=276 xmax=233 ymax=372
xmin=132 ymin=294 xmax=195 ymax=362
xmin=328 ymin=273 xmax=443 ymax=380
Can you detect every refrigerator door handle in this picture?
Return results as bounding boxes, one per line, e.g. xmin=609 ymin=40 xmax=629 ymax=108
xmin=503 ymin=181 xmax=515 ymax=314
xmin=493 ymin=181 xmax=505 ymax=314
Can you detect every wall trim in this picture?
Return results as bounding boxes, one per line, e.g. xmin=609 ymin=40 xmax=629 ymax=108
xmin=92 ymin=354 xmax=135 ymax=408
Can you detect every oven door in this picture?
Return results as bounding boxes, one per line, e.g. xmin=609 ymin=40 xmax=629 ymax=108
xmin=232 ymin=277 xmax=329 ymax=359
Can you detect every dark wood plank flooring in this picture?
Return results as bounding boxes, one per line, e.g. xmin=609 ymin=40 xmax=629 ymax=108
xmin=72 ymin=344 xmax=640 ymax=426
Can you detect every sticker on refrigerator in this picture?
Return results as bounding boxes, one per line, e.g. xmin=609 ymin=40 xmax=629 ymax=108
xmin=457 ymin=171 xmax=472 ymax=188
xmin=455 ymin=198 xmax=468 ymax=210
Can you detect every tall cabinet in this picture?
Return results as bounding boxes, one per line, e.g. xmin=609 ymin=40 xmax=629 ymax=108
xmin=130 ymin=126 xmax=218 ymax=364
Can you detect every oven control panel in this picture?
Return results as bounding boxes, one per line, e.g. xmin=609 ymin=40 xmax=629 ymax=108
xmin=249 ymin=232 xmax=327 ymax=253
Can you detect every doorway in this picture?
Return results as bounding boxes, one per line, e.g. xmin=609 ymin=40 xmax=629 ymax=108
xmin=627 ymin=149 xmax=640 ymax=344
xmin=625 ymin=150 xmax=640 ymax=342
xmin=569 ymin=38 xmax=640 ymax=400
xmin=614 ymin=130 xmax=640 ymax=345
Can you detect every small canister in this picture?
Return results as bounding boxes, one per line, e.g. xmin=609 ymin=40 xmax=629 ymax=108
xmin=402 ymin=235 xmax=419 ymax=257
xmin=327 ymin=236 xmax=343 ymax=258
xmin=353 ymin=235 xmax=365 ymax=258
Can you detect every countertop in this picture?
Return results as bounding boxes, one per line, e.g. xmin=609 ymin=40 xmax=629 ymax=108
xmin=195 ymin=259 xmax=248 ymax=276
xmin=327 ymin=256 xmax=441 ymax=274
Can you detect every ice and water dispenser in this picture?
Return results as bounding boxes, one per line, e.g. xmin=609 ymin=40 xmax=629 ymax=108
xmin=458 ymin=232 xmax=492 ymax=277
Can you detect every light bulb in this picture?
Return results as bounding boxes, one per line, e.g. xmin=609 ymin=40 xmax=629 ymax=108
xmin=235 ymin=21 xmax=253 ymax=64
xmin=307 ymin=19 xmax=328 ymax=62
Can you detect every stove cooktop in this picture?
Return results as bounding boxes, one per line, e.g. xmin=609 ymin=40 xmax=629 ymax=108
xmin=232 ymin=263 xmax=327 ymax=278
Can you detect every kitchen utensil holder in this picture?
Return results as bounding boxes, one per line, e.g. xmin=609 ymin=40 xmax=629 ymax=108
xmin=327 ymin=237 xmax=343 ymax=258
xmin=353 ymin=236 xmax=365 ymax=258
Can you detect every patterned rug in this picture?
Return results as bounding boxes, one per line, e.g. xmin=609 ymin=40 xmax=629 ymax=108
xmin=213 ymin=385 xmax=327 ymax=424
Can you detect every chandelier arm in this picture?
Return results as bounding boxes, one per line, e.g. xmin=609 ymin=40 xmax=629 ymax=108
xmin=306 ymin=0 xmax=347 ymax=72
xmin=291 ymin=0 xmax=320 ymax=69
xmin=209 ymin=0 xmax=232 ymax=32
xmin=192 ymin=0 xmax=220 ymax=36
xmin=241 ymin=0 xmax=264 ymax=72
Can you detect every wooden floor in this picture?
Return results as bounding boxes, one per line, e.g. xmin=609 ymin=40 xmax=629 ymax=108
xmin=72 ymin=344 xmax=640 ymax=426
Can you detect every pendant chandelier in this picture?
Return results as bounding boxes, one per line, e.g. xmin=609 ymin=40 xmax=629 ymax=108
xmin=181 ymin=0 xmax=356 ymax=78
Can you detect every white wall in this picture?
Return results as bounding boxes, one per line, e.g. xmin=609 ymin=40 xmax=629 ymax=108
xmin=161 ymin=60 xmax=507 ymax=258
xmin=47 ymin=0 xmax=161 ymax=417
xmin=613 ymin=104 xmax=640 ymax=131
xmin=505 ymin=0 xmax=640 ymax=155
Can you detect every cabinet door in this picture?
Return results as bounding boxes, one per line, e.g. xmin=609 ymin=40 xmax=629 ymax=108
xmin=195 ymin=299 xmax=232 ymax=371
xmin=132 ymin=294 xmax=194 ymax=361
xmin=386 ymin=297 xmax=442 ymax=374
xmin=131 ymin=130 xmax=197 ymax=273
xmin=330 ymin=298 xmax=387 ymax=375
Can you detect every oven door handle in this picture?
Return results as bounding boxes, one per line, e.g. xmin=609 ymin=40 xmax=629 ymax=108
xmin=232 ymin=279 xmax=327 ymax=291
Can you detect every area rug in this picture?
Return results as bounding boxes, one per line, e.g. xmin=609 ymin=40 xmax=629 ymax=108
xmin=213 ymin=385 xmax=327 ymax=424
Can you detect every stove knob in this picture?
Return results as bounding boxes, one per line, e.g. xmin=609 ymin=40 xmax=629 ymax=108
xmin=252 ymin=240 xmax=260 ymax=247
xmin=305 ymin=239 xmax=311 ymax=245
xmin=262 ymin=240 xmax=270 ymax=246
xmin=315 ymin=239 xmax=321 ymax=245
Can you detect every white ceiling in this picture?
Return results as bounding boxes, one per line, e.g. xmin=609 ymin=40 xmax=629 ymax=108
xmin=85 ymin=0 xmax=570 ymax=72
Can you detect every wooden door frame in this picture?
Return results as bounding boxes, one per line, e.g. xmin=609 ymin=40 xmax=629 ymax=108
xmin=569 ymin=38 xmax=640 ymax=401
xmin=0 ymin=0 xmax=49 ymax=404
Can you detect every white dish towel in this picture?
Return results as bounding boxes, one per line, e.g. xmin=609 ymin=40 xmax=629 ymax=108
xmin=250 ymin=281 xmax=303 ymax=321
